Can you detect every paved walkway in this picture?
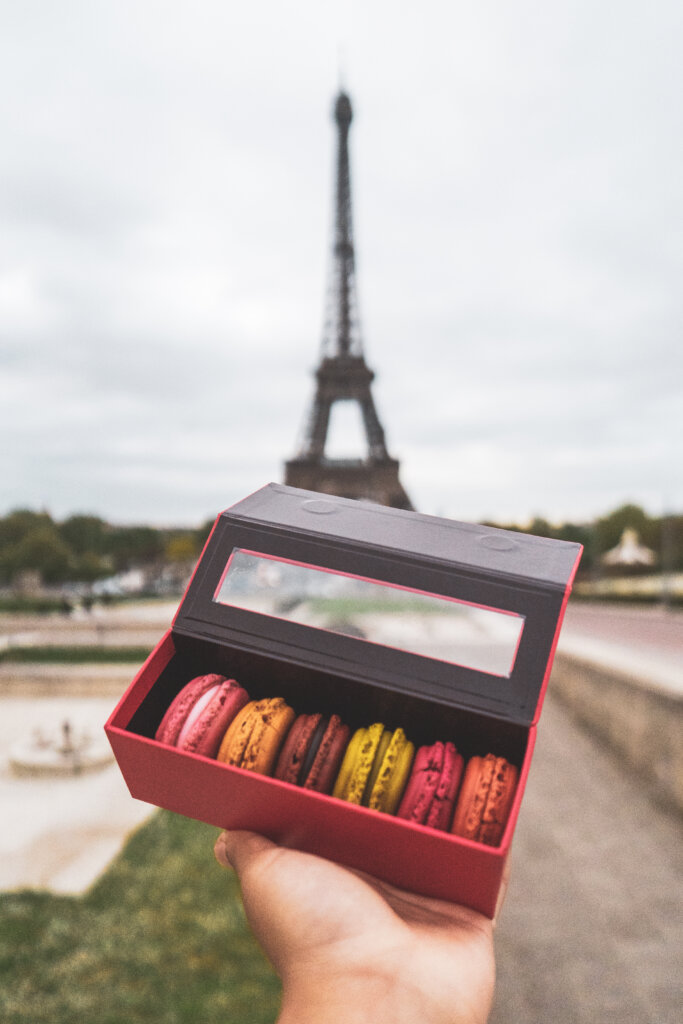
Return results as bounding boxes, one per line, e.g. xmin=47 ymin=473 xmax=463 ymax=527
xmin=491 ymin=689 xmax=681 ymax=1024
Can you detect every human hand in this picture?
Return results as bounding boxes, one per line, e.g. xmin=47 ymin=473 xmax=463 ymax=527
xmin=215 ymin=830 xmax=498 ymax=1024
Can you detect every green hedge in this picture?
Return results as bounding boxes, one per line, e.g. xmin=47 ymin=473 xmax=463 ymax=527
xmin=0 ymin=596 xmax=73 ymax=614
xmin=0 ymin=646 xmax=153 ymax=664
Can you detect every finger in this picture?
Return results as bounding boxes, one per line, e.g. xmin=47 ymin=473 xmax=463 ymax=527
xmin=214 ymin=829 xmax=277 ymax=874
xmin=214 ymin=830 xmax=233 ymax=869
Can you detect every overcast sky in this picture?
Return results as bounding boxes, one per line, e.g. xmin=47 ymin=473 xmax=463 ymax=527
xmin=1 ymin=1 xmax=681 ymax=527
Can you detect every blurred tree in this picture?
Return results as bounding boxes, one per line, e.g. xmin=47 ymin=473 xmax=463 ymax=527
xmin=60 ymin=515 xmax=108 ymax=555
xmin=195 ymin=518 xmax=216 ymax=550
xmin=594 ymin=504 xmax=651 ymax=555
xmin=107 ymin=526 xmax=165 ymax=571
xmin=555 ymin=522 xmax=595 ymax=572
xmin=555 ymin=522 xmax=592 ymax=545
xmin=2 ymin=525 xmax=71 ymax=584
xmin=165 ymin=535 xmax=199 ymax=563
xmin=527 ymin=517 xmax=554 ymax=539
xmin=72 ymin=551 xmax=111 ymax=583
xmin=0 ymin=510 xmax=54 ymax=548
xmin=0 ymin=503 xmax=679 ymax=592
xmin=658 ymin=514 xmax=683 ymax=572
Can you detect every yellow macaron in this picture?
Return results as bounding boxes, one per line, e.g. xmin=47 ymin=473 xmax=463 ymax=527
xmin=366 ymin=727 xmax=415 ymax=814
xmin=333 ymin=723 xmax=414 ymax=814
xmin=332 ymin=722 xmax=385 ymax=804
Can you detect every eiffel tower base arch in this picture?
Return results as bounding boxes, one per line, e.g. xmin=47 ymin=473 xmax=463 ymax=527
xmin=284 ymin=457 xmax=413 ymax=510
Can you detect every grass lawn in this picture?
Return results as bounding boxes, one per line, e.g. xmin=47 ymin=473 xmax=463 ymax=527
xmin=0 ymin=812 xmax=281 ymax=1023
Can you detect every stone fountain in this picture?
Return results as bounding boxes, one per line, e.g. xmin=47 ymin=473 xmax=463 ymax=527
xmin=9 ymin=718 xmax=114 ymax=777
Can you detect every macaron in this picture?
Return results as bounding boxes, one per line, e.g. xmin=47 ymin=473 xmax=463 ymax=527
xmin=365 ymin=727 xmax=415 ymax=814
xmin=274 ymin=712 xmax=350 ymax=794
xmin=154 ymin=674 xmax=250 ymax=759
xmin=333 ymin=723 xmax=414 ymax=813
xmin=397 ymin=741 xmax=464 ymax=831
xmin=217 ymin=697 xmax=296 ymax=775
xmin=451 ymin=754 xmax=519 ymax=846
xmin=332 ymin=722 xmax=385 ymax=804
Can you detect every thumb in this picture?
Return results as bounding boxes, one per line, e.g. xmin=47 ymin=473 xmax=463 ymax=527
xmin=214 ymin=829 xmax=278 ymax=876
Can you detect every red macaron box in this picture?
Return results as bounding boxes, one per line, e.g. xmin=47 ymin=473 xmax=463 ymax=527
xmin=105 ymin=483 xmax=582 ymax=917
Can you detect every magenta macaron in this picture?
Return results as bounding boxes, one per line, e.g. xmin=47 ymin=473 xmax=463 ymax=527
xmin=154 ymin=673 xmax=249 ymax=758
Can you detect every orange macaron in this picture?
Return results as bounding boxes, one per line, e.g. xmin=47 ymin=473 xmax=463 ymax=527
xmin=451 ymin=754 xmax=518 ymax=846
xmin=217 ymin=697 xmax=295 ymax=775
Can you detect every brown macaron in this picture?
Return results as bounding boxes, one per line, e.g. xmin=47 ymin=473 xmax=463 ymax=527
xmin=275 ymin=713 xmax=350 ymax=794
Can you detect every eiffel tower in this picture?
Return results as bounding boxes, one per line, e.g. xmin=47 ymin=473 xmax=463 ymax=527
xmin=284 ymin=91 xmax=413 ymax=510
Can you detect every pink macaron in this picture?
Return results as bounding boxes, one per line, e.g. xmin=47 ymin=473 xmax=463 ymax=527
xmin=155 ymin=673 xmax=250 ymax=759
xmin=396 ymin=741 xmax=464 ymax=831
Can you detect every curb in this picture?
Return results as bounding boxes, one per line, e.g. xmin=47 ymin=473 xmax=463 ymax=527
xmin=550 ymin=651 xmax=683 ymax=815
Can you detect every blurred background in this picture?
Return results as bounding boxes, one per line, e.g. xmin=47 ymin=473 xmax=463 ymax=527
xmin=0 ymin=2 xmax=681 ymax=1022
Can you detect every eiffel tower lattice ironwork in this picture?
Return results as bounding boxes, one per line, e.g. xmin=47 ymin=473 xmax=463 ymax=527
xmin=284 ymin=91 xmax=412 ymax=510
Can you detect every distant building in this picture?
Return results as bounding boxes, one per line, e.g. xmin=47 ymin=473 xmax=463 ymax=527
xmin=602 ymin=528 xmax=656 ymax=567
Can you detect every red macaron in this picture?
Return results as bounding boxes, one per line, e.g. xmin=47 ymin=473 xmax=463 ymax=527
xmin=154 ymin=673 xmax=250 ymax=759
xmin=396 ymin=741 xmax=464 ymax=831
xmin=274 ymin=712 xmax=350 ymax=794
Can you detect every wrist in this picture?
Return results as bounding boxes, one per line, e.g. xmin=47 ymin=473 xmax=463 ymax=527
xmin=278 ymin=970 xmax=396 ymax=1024
xmin=277 ymin=963 xmax=481 ymax=1024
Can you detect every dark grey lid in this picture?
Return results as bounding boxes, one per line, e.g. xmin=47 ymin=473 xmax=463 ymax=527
xmin=176 ymin=484 xmax=582 ymax=725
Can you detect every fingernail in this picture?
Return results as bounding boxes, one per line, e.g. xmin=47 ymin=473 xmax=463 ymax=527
xmin=214 ymin=832 xmax=233 ymax=869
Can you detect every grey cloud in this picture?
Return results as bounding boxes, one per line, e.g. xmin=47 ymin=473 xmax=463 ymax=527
xmin=0 ymin=170 xmax=151 ymax=241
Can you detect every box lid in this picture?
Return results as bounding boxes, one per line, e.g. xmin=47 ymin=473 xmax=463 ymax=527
xmin=175 ymin=484 xmax=582 ymax=726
